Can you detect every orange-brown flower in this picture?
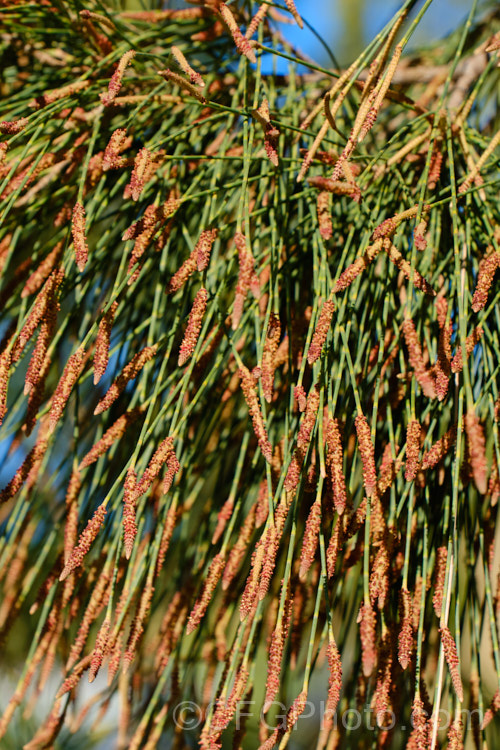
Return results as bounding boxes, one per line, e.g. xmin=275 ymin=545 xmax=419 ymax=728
xmin=123 ymin=467 xmax=138 ymax=559
xmin=261 ymin=313 xmax=281 ymax=403
xmin=471 ymin=250 xmax=500 ymax=312
xmin=421 ymin=424 xmax=457 ymax=470
xmin=325 ymin=418 xmax=347 ymax=515
xmin=308 ymin=298 xmax=335 ymax=365
xmin=195 ymin=228 xmax=217 ymax=272
xmin=398 ymin=587 xmax=413 ymax=669
xmin=49 ymin=346 xmax=86 ymax=432
xmin=186 ymin=553 xmax=225 ymax=633
xmin=433 ymin=546 xmax=448 ymax=617
xmin=94 ymin=344 xmax=157 ymax=415
xmin=218 ymin=4 xmax=257 ymax=63
xmin=355 ymin=414 xmax=376 ymax=498
xmin=402 ymin=318 xmax=437 ymax=399
xmin=238 ymin=364 xmax=272 ymax=463
xmin=94 ymin=300 xmax=118 ymax=384
xmin=359 ymin=600 xmax=377 ymax=677
xmin=334 ymin=240 xmax=383 ymax=292
xmin=464 ymin=409 xmax=487 ymax=494
xmin=59 ymin=503 xmax=107 ymax=581
xmin=136 ymin=436 xmax=175 ymax=496
xmin=178 ymin=287 xmax=208 ymax=366
xmin=171 ymin=45 xmax=205 ymax=87
xmin=299 ymin=499 xmax=321 ymax=580
xmin=232 ymin=232 xmax=259 ymax=329
xmin=451 ymin=327 xmax=483 ymax=373
xmin=71 ymin=202 xmax=88 ymax=272
xmin=440 ymin=625 xmax=463 ymax=702
xmin=405 ymin=419 xmax=421 ymax=481
xmin=100 ymin=50 xmax=136 ymax=106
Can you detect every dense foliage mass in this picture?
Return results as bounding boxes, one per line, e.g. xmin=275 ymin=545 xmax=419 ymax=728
xmin=0 ymin=0 xmax=500 ymax=747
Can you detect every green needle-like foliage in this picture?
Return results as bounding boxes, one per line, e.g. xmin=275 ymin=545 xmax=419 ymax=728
xmin=0 ymin=1 xmax=500 ymax=748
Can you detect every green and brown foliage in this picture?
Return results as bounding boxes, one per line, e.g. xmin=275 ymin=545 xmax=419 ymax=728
xmin=0 ymin=0 xmax=500 ymax=747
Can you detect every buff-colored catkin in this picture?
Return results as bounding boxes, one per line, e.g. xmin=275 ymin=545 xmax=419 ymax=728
xmin=294 ymin=384 xmax=307 ymax=412
xmin=308 ymin=175 xmax=360 ymax=197
xmin=222 ymin=502 xmax=257 ymax=590
xmin=325 ymin=418 xmax=347 ymax=515
xmin=94 ymin=300 xmax=118 ymax=384
xmin=421 ymin=424 xmax=457 ymax=470
xmin=299 ymin=499 xmax=321 ymax=580
xmin=374 ymin=634 xmax=393 ymax=726
xmin=157 ymin=67 xmax=207 ymax=103
xmin=49 ymin=346 xmax=86 ymax=433
xmin=24 ymin=296 xmax=58 ymax=397
xmin=232 ymin=232 xmax=259 ymax=330
xmin=308 ymin=297 xmax=335 ymax=365
xmin=155 ymin=505 xmax=178 ymax=575
xmin=481 ymin=689 xmax=500 ymax=729
xmin=125 ymin=148 xmax=154 ymax=201
xmin=258 ymin=524 xmax=281 ymax=601
xmin=196 ymin=228 xmax=217 ymax=271
xmin=447 ymin=718 xmax=463 ymax=750
xmin=245 ymin=1 xmax=270 ymax=38
xmin=355 ymin=414 xmax=376 ymax=498
xmin=384 ymin=242 xmax=436 ymax=296
xmin=238 ymin=365 xmax=272 ymax=463
xmin=402 ymin=318 xmax=437 ymax=399
xmin=0 ymin=348 xmax=11 ymax=426
xmin=59 ymin=503 xmax=107 ymax=581
xmin=79 ymin=407 xmax=142 ymax=469
xmin=12 ymin=267 xmax=64 ymax=364
xmin=123 ymin=575 xmax=155 ymax=669
xmin=433 ymin=546 xmax=448 ymax=617
xmin=65 ymin=569 xmax=112 ymax=670
xmin=405 ymin=419 xmax=421 ymax=481
xmin=171 ymin=45 xmax=205 ymax=87
xmin=459 ymin=128 xmax=500 ymax=194
xmin=407 ymin=695 xmax=430 ymax=749
xmin=72 ymin=202 xmax=89 ymax=272
xmin=359 ymin=600 xmax=377 ymax=677
xmin=333 ymin=239 xmax=383 ymax=292
xmin=89 ymin=617 xmax=110 ymax=683
xmin=186 ymin=553 xmax=226 ymax=633
xmin=162 ymin=450 xmax=180 ymax=494
xmin=100 ymin=49 xmax=136 ymax=105
xmin=239 ymin=540 xmax=266 ymax=620
xmin=324 ymin=638 xmax=342 ymax=725
xmin=136 ymin=436 xmax=174 ymax=496
xmin=285 ymin=385 xmax=320 ymax=492
xmin=471 ymin=250 xmax=500 ymax=312
xmin=440 ymin=625 xmax=463 ymax=702
xmin=102 ymin=128 xmax=129 ymax=171
xmin=94 ymin=344 xmax=157 ymax=415
xmin=255 ymin=317 xmax=278 ymax=404
xmin=218 ymin=3 xmax=257 ymax=63
xmin=178 ymin=287 xmax=208 ymax=366
xmin=21 ymin=240 xmax=64 ymax=298
xmin=369 ymin=542 xmax=390 ymax=609
xmin=166 ymin=247 xmax=197 ymax=292
xmin=263 ymin=589 xmax=293 ymax=712
xmin=316 ymin=191 xmax=333 ymax=240
xmin=64 ymin=470 xmax=81 ymax=565
xmin=464 ymin=409 xmax=487 ymax=494
xmin=398 ymin=587 xmax=413 ymax=669
xmin=358 ymin=44 xmax=403 ymax=143
xmin=123 ymin=467 xmax=138 ymax=560
xmin=450 ymin=326 xmax=483 ymax=372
